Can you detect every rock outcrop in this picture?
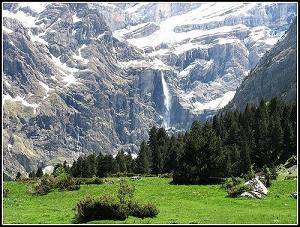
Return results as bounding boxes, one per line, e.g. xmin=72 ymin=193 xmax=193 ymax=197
xmin=224 ymin=18 xmax=297 ymax=112
xmin=240 ymin=177 xmax=268 ymax=199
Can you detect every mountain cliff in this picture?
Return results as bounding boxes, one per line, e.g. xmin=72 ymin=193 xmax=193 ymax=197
xmin=224 ymin=18 xmax=297 ymax=112
xmin=2 ymin=3 xmax=297 ymax=177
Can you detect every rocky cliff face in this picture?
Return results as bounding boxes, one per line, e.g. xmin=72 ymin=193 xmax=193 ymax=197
xmin=224 ymin=18 xmax=297 ymax=112
xmin=2 ymin=3 xmax=297 ymax=177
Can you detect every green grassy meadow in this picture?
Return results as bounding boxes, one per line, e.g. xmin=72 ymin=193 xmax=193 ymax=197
xmin=3 ymin=177 xmax=297 ymax=224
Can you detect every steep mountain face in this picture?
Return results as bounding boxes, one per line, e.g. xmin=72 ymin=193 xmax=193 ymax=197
xmin=2 ymin=3 xmax=297 ymax=177
xmin=224 ymin=18 xmax=297 ymax=112
xmin=111 ymin=2 xmax=296 ymax=124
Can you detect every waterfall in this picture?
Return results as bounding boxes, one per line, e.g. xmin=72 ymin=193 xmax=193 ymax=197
xmin=161 ymin=71 xmax=171 ymax=129
xmin=76 ymin=126 xmax=80 ymax=150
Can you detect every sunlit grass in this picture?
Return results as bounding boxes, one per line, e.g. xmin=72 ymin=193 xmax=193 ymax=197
xmin=3 ymin=177 xmax=297 ymax=224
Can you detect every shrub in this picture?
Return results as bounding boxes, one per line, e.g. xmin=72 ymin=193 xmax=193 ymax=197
xmin=244 ymin=165 xmax=256 ymax=181
xmin=80 ymin=177 xmax=104 ymax=184
xmin=57 ymin=175 xmax=78 ymax=190
xmin=222 ymin=177 xmax=250 ymax=198
xmin=117 ymin=178 xmax=135 ymax=204
xmin=75 ymin=195 xmax=128 ymax=222
xmin=66 ymin=184 xmax=80 ymax=191
xmin=128 ymin=201 xmax=159 ymax=218
xmin=270 ymin=165 xmax=278 ymax=180
xmin=262 ymin=165 xmax=272 ymax=187
xmin=158 ymin=173 xmax=173 ymax=178
xmin=33 ymin=175 xmax=57 ymax=195
xmin=53 ymin=166 xmax=67 ymax=177
xmin=33 ymin=182 xmax=52 ymax=195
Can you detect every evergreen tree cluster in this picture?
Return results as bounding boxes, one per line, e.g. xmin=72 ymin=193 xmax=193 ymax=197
xmin=65 ymin=98 xmax=296 ymax=184
xmin=172 ymin=97 xmax=296 ymax=184
xmin=70 ymin=150 xmax=135 ymax=178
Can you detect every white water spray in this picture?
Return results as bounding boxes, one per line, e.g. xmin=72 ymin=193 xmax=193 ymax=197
xmin=161 ymin=71 xmax=171 ymax=129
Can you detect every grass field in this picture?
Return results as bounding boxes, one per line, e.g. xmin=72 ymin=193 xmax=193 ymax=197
xmin=3 ymin=177 xmax=297 ymax=224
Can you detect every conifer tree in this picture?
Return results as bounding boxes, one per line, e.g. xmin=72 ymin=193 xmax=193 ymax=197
xmin=116 ymin=150 xmax=127 ymax=173
xmin=15 ymin=172 xmax=21 ymax=181
xmin=135 ymin=141 xmax=151 ymax=174
xmin=36 ymin=166 xmax=43 ymax=178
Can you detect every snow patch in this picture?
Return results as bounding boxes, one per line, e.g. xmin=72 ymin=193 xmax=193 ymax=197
xmin=3 ymin=10 xmax=37 ymax=27
xmin=3 ymin=94 xmax=39 ymax=113
xmin=28 ymin=30 xmax=48 ymax=45
xmin=51 ymin=55 xmax=79 ymax=73
xmin=73 ymin=45 xmax=89 ymax=64
xmin=119 ymin=58 xmax=171 ymax=70
xmin=4 ymin=81 xmax=11 ymax=87
xmin=3 ymin=26 xmax=13 ymax=34
xmin=39 ymin=81 xmax=54 ymax=99
xmin=124 ymin=3 xmax=150 ymax=14
xmin=193 ymin=91 xmax=236 ymax=112
xmin=61 ymin=74 xmax=78 ymax=87
xmin=7 ymin=144 xmax=12 ymax=151
xmin=217 ymin=38 xmax=239 ymax=45
xmin=72 ymin=14 xmax=81 ymax=23
xmin=18 ymin=2 xmax=48 ymax=13
xmin=50 ymin=55 xmax=80 ymax=87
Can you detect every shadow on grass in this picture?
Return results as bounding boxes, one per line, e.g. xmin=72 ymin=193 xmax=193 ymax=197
xmin=169 ymin=177 xmax=226 ymax=185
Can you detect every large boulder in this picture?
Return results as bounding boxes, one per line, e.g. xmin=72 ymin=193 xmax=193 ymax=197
xmin=245 ymin=177 xmax=268 ymax=195
xmin=240 ymin=177 xmax=268 ymax=199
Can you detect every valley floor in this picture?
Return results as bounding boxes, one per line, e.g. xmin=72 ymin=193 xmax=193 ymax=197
xmin=3 ymin=177 xmax=297 ymax=224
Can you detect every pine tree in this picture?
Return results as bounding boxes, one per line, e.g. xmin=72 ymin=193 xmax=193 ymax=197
xmin=63 ymin=160 xmax=71 ymax=175
xmin=70 ymin=161 xmax=78 ymax=177
xmin=81 ymin=157 xmax=90 ymax=178
xmin=124 ymin=150 xmax=133 ymax=173
xmin=86 ymin=154 xmax=97 ymax=177
xmin=53 ymin=163 xmax=63 ymax=176
xmin=15 ymin=172 xmax=21 ymax=181
xmin=116 ymin=150 xmax=127 ymax=173
xmin=36 ymin=166 xmax=43 ymax=178
xmin=255 ymin=99 xmax=269 ymax=167
xmin=135 ymin=141 xmax=151 ymax=174
xmin=240 ymin=142 xmax=251 ymax=175
xmin=29 ymin=171 xmax=35 ymax=178
xmin=96 ymin=155 xmax=118 ymax=177
xmin=163 ymin=136 xmax=179 ymax=173
xmin=269 ymin=115 xmax=283 ymax=165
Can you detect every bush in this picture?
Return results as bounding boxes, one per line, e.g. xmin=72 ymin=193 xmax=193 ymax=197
xmin=117 ymin=178 xmax=135 ymax=204
xmin=262 ymin=165 xmax=272 ymax=187
xmin=57 ymin=175 xmax=79 ymax=190
xmin=128 ymin=201 xmax=159 ymax=218
xmin=66 ymin=184 xmax=80 ymax=191
xmin=33 ymin=182 xmax=52 ymax=195
xmin=222 ymin=177 xmax=250 ymax=198
xmin=158 ymin=173 xmax=173 ymax=178
xmin=32 ymin=175 xmax=80 ymax=194
xmin=75 ymin=195 xmax=128 ymax=222
xmin=244 ymin=165 xmax=256 ymax=181
xmin=33 ymin=175 xmax=57 ymax=195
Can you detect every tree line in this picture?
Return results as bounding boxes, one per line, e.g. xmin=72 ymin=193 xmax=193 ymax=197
xmin=24 ymin=97 xmax=296 ymax=184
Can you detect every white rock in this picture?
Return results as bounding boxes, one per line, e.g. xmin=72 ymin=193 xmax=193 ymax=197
xmin=245 ymin=178 xmax=268 ymax=195
xmin=240 ymin=192 xmax=255 ymax=198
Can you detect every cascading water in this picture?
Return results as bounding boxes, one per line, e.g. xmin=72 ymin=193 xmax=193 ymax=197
xmin=161 ymin=71 xmax=171 ymax=129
